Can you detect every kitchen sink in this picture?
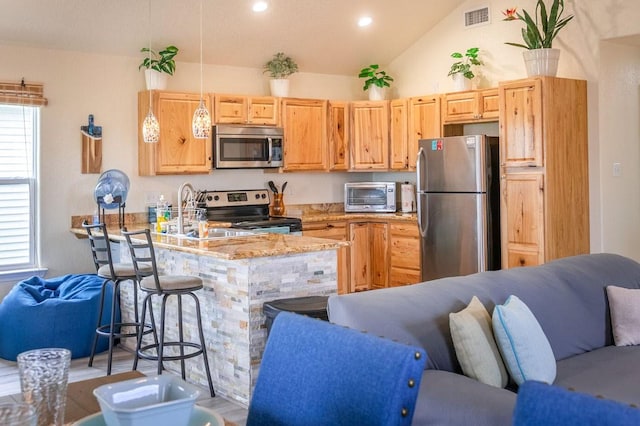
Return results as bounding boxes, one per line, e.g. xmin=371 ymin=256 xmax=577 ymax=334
xmin=154 ymin=228 xmax=258 ymax=240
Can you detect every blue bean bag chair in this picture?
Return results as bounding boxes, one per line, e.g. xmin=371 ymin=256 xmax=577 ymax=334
xmin=0 ymin=274 xmax=117 ymax=361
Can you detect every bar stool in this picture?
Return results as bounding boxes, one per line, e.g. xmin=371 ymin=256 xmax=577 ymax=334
xmin=82 ymin=221 xmax=154 ymax=375
xmin=122 ymin=229 xmax=215 ymax=397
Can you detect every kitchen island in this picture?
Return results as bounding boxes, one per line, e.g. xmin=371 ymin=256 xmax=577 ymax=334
xmin=71 ymin=225 xmax=345 ymax=406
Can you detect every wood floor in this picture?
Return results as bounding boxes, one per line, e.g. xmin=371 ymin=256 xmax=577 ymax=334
xmin=0 ymin=347 xmax=248 ymax=425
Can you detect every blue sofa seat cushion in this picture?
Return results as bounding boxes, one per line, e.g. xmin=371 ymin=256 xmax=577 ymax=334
xmin=0 ymin=274 xmax=115 ymax=361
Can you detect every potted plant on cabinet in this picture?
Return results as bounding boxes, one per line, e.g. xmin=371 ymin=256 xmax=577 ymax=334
xmin=448 ymin=47 xmax=482 ymax=91
xmin=502 ymin=0 xmax=574 ymax=77
xmin=263 ymin=52 xmax=299 ymax=97
xmin=139 ymin=45 xmax=179 ymax=90
xmin=358 ymin=64 xmax=394 ymax=100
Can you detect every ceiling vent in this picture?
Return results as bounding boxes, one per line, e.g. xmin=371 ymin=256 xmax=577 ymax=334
xmin=464 ymin=6 xmax=490 ymax=28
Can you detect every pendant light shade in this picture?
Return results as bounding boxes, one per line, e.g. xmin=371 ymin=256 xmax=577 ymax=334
xmin=142 ymin=109 xmax=160 ymax=143
xmin=192 ymin=99 xmax=211 ymax=139
xmin=192 ymin=0 xmax=211 ymax=139
xmin=142 ymin=0 xmax=159 ymax=143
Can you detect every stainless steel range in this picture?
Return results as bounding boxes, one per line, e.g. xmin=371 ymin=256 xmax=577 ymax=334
xmin=199 ymin=189 xmax=302 ymax=234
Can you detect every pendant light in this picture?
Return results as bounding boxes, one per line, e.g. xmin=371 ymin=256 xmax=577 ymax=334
xmin=192 ymin=0 xmax=211 ymax=139
xmin=142 ymin=0 xmax=160 ymax=143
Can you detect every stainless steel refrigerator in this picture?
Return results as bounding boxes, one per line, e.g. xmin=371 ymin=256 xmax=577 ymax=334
xmin=416 ymin=135 xmax=500 ymax=281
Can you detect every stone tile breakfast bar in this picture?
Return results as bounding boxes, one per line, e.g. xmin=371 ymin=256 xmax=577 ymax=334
xmin=71 ymin=223 xmax=346 ymax=406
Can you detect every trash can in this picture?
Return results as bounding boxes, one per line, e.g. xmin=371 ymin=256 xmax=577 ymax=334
xmin=263 ymin=296 xmax=329 ymax=337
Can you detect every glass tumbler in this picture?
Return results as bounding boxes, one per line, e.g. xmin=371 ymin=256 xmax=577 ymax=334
xmin=0 ymin=403 xmax=37 ymax=426
xmin=17 ymin=348 xmax=71 ymax=426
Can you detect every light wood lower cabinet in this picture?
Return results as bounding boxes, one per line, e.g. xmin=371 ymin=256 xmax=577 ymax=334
xmin=349 ymin=222 xmax=388 ymax=292
xmin=389 ymin=222 xmax=422 ymax=286
xmin=302 ymin=221 xmax=349 ymax=294
xmin=277 ymin=219 xmax=422 ymax=294
xmin=500 ymin=172 xmax=545 ymax=268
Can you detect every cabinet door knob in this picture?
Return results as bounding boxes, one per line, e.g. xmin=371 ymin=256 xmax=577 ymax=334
xmin=179 ymin=136 xmax=186 ymax=144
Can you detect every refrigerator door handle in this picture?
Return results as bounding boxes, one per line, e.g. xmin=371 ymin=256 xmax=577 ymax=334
xmin=417 ymin=194 xmax=428 ymax=237
xmin=416 ymin=147 xmax=426 ymax=193
xmin=416 ymin=147 xmax=428 ymax=237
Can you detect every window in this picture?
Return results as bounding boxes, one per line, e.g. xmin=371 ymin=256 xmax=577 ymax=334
xmin=0 ymin=104 xmax=39 ymax=272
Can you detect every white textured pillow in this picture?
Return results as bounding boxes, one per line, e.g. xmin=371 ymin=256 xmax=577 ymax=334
xmin=607 ymin=286 xmax=640 ymax=346
xmin=449 ymin=296 xmax=508 ymax=388
xmin=492 ymin=295 xmax=556 ymax=386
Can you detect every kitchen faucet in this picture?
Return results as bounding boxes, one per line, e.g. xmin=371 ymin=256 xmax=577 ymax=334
xmin=177 ymin=182 xmax=195 ymax=235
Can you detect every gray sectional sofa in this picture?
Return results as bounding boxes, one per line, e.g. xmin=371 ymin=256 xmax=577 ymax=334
xmin=327 ymin=253 xmax=640 ymax=425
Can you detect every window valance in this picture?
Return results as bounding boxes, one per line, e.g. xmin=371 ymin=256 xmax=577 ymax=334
xmin=0 ymin=80 xmax=48 ymax=107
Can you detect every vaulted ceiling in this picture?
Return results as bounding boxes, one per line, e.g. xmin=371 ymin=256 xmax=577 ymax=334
xmin=0 ymin=0 xmax=466 ymax=75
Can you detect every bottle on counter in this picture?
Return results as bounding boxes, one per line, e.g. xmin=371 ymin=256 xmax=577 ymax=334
xmin=156 ymin=195 xmax=168 ymax=233
xmin=198 ymin=211 xmax=209 ymax=238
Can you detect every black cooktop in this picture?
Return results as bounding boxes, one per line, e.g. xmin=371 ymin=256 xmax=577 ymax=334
xmin=201 ymin=189 xmax=301 ymax=232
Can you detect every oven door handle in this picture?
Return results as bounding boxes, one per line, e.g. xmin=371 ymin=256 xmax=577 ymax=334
xmin=267 ymin=137 xmax=273 ymax=164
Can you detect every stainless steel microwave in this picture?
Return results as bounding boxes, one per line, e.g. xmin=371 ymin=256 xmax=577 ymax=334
xmin=213 ymin=125 xmax=283 ymax=169
xmin=344 ymin=182 xmax=397 ymax=213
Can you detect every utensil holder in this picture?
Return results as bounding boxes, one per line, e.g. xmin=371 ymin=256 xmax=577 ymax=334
xmin=271 ymin=193 xmax=285 ymax=217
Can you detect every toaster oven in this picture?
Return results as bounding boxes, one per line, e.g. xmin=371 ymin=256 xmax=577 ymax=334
xmin=344 ymin=182 xmax=397 ymax=213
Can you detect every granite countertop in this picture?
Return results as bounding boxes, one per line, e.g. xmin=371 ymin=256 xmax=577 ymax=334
xmin=297 ymin=211 xmax=418 ymax=224
xmin=70 ymin=226 xmax=348 ymax=260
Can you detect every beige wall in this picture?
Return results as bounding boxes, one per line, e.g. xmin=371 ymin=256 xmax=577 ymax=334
xmin=0 ymin=44 xmax=382 ymax=278
xmin=389 ymin=0 xmax=640 ymax=261
xmin=2 ymin=0 xmax=639 ymax=278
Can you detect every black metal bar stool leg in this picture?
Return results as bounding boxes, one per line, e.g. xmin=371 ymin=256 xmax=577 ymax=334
xmin=88 ymin=279 xmax=109 ymax=368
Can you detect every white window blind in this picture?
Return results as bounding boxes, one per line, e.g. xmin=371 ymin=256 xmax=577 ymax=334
xmin=0 ymin=104 xmax=38 ymax=270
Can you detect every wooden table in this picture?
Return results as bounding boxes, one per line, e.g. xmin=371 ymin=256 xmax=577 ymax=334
xmin=11 ymin=371 xmax=233 ymax=425
xmin=64 ymin=371 xmax=144 ymax=423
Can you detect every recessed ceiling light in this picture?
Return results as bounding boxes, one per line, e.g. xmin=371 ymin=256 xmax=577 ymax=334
xmin=253 ymin=1 xmax=268 ymax=12
xmin=358 ymin=16 xmax=373 ymax=27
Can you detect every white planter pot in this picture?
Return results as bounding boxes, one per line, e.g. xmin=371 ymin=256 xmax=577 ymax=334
xmin=269 ymin=79 xmax=290 ymax=97
xmin=368 ymin=85 xmax=386 ymax=101
xmin=452 ymin=73 xmax=472 ymax=92
xmin=523 ymin=48 xmax=561 ymax=77
xmin=144 ymin=69 xmax=168 ymax=90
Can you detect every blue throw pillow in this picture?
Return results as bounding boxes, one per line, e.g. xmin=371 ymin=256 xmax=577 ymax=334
xmin=492 ymin=295 xmax=556 ymax=385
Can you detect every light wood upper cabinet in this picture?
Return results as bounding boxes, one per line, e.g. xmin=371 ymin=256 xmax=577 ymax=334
xmin=390 ymin=99 xmax=409 ymax=170
xmin=499 ymin=77 xmax=589 ymax=269
xmin=442 ymin=88 xmax=499 ymax=123
xmin=281 ymin=98 xmax=328 ymax=171
xmin=350 ymin=101 xmax=390 ymax=170
xmin=303 ymin=220 xmax=349 ymax=294
xmin=213 ymin=94 xmax=278 ymax=125
xmin=409 ymin=95 xmax=441 ymax=169
xmin=328 ymin=101 xmax=350 ymax=171
xmin=138 ymin=91 xmax=213 ymax=176
xmin=499 ymin=80 xmax=543 ymax=167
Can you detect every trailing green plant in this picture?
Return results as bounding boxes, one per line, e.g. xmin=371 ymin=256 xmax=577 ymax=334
xmin=448 ymin=47 xmax=482 ymax=80
xmin=263 ymin=52 xmax=299 ymax=78
xmin=139 ymin=45 xmax=179 ymax=75
xmin=358 ymin=64 xmax=394 ymax=91
xmin=502 ymin=0 xmax=574 ymax=49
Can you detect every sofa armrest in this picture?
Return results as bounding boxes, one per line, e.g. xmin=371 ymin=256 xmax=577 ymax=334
xmin=414 ymin=370 xmax=516 ymax=426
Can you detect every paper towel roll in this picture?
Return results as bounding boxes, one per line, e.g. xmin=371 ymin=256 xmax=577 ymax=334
xmin=401 ymin=183 xmax=416 ymax=213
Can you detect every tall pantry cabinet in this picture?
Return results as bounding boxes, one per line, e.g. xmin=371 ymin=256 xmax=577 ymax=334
xmin=499 ymin=77 xmax=589 ymax=268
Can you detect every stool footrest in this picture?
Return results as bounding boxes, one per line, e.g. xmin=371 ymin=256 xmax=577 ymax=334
xmin=138 ymin=342 xmax=204 ymax=362
xmin=96 ymin=322 xmax=154 ymax=340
